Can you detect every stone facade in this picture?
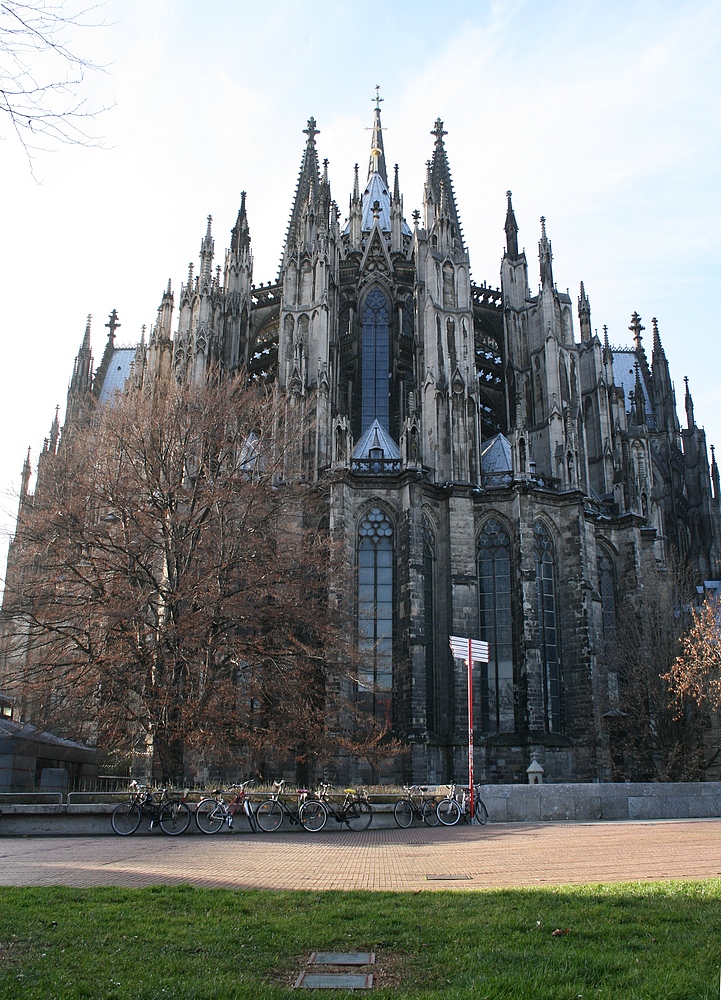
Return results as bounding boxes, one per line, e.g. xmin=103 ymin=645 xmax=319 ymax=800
xmin=6 ymin=100 xmax=721 ymax=784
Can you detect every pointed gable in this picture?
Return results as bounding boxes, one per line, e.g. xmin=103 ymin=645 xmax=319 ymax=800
xmin=352 ymin=419 xmax=400 ymax=460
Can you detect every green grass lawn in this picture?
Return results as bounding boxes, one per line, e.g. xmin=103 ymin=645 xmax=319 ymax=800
xmin=1 ymin=881 xmax=719 ymax=998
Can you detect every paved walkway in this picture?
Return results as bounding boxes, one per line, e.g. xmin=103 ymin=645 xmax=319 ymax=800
xmin=1 ymin=819 xmax=719 ymax=890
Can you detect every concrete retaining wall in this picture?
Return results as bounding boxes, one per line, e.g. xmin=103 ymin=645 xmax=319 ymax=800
xmin=480 ymin=781 xmax=721 ymax=823
xmin=0 ymin=783 xmax=719 ymax=836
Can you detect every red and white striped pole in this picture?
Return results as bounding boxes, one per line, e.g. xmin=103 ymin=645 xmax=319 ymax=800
xmin=449 ymin=636 xmax=489 ymax=825
xmin=467 ymin=636 xmax=474 ymax=823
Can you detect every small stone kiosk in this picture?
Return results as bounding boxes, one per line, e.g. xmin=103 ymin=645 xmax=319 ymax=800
xmin=0 ymin=718 xmax=97 ymax=792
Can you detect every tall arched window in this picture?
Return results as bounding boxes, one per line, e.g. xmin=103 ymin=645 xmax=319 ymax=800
xmin=534 ymin=521 xmax=561 ymax=732
xmin=478 ymin=519 xmax=514 ymax=732
xmin=423 ymin=523 xmax=436 ymax=733
xmin=357 ymin=507 xmax=393 ymax=724
xmin=361 ymin=288 xmax=390 ymax=432
xmin=597 ymin=547 xmax=617 ymax=642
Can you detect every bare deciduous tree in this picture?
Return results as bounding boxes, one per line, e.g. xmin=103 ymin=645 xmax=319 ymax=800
xmin=1 ymin=374 xmax=395 ymax=782
xmin=0 ymin=0 xmax=108 ymax=168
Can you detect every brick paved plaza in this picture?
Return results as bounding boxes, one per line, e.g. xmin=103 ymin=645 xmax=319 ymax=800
xmin=1 ymin=820 xmax=719 ymax=890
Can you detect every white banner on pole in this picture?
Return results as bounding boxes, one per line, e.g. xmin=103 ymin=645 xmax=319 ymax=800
xmin=449 ymin=636 xmax=489 ymax=663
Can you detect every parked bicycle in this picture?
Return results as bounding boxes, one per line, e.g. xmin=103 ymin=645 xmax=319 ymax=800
xmin=255 ymin=780 xmax=312 ymax=832
xmin=393 ymin=784 xmax=441 ymax=828
xmin=299 ymin=783 xmax=373 ymax=832
xmin=111 ymin=781 xmax=191 ymax=836
xmin=436 ymin=782 xmax=489 ymax=826
xmin=194 ymin=780 xmax=257 ymax=834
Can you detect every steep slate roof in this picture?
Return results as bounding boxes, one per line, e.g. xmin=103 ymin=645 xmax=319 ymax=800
xmin=352 ymin=419 xmax=401 ymax=460
xmin=481 ymin=433 xmax=513 ymax=474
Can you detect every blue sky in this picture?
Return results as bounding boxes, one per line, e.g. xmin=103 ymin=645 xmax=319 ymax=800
xmin=1 ymin=0 xmax=719 ymax=566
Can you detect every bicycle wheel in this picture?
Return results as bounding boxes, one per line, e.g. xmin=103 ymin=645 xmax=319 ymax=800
xmin=475 ymin=798 xmax=489 ymax=826
xmin=159 ymin=801 xmax=191 ymax=835
xmin=436 ymin=797 xmax=462 ymax=826
xmin=195 ymin=798 xmax=224 ymax=834
xmin=393 ymin=799 xmax=413 ymax=829
xmin=111 ymin=801 xmax=142 ymax=836
xmin=422 ymin=798 xmax=440 ymax=827
xmin=299 ymin=799 xmax=327 ymax=832
xmin=345 ymin=799 xmax=373 ymax=832
xmin=256 ymin=799 xmax=283 ymax=833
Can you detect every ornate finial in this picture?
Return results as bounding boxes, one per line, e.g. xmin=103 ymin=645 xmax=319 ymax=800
xmin=303 ymin=117 xmax=319 ymax=142
xmin=711 ymin=444 xmax=716 ymax=461
xmin=431 ymin=117 xmax=447 ymax=144
xmin=412 ymin=209 xmax=421 ymax=227
xmin=166 ymin=278 xmax=172 ymax=294
xmin=205 ymin=214 xmax=212 ymax=238
xmin=540 ymin=216 xmax=547 ymax=240
xmin=629 ymin=311 xmax=645 ymax=349
xmin=105 ymin=309 xmax=121 ymax=339
xmin=684 ymin=375 xmax=690 ymax=394
xmin=373 ymin=84 xmax=383 ymax=111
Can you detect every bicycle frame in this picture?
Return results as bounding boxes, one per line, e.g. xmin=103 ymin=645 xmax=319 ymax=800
xmin=318 ymin=784 xmax=365 ymax=823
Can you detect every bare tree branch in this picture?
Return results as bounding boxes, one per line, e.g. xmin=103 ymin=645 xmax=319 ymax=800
xmin=0 ymin=0 xmax=110 ymax=174
xmin=1 ymin=373 xmax=399 ymax=783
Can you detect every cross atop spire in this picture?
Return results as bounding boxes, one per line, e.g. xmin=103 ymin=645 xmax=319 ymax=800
xmin=504 ymin=189 xmax=519 ymax=258
xmin=366 ymin=91 xmax=388 ymax=183
xmin=105 ymin=309 xmax=121 ymax=341
xmin=539 ymin=217 xmax=553 ymax=287
xmin=431 ymin=117 xmax=447 ymax=145
xmin=303 ymin=117 xmax=319 ymax=143
xmin=425 ymin=117 xmax=463 ymax=245
xmin=684 ymin=375 xmax=695 ymax=429
xmin=372 ymin=84 xmax=383 ymax=111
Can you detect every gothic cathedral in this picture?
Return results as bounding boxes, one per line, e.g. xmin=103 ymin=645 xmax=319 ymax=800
xmin=10 ymin=99 xmax=721 ymax=783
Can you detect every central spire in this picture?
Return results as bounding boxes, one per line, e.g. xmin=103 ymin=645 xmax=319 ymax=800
xmin=367 ymin=85 xmax=388 ymax=184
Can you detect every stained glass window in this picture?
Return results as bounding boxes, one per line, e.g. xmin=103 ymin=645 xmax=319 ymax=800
xmin=361 ymin=288 xmax=390 ymax=432
xmin=357 ymin=507 xmax=394 ymax=724
xmin=597 ymin=548 xmax=617 ymax=640
xmin=534 ymin=522 xmax=561 ymax=732
xmin=478 ymin=519 xmax=514 ymax=732
xmin=424 ymin=524 xmax=436 ymax=733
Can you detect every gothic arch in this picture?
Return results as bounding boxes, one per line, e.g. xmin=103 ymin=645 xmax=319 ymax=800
xmin=422 ymin=514 xmax=438 ymax=731
xmin=533 ymin=518 xmax=562 ymax=733
xmin=596 ymin=541 xmax=618 ymax=640
xmin=248 ymin=309 xmax=279 ymax=382
xmin=356 ymin=502 xmax=396 ymax=726
xmin=477 ymin=515 xmax=515 ymax=733
xmin=359 ymin=286 xmax=392 ymax=433
xmin=299 ymin=261 xmax=313 ymax=305
xmin=442 ymin=261 xmax=456 ymax=308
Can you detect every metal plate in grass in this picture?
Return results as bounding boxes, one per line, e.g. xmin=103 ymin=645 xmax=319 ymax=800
xmin=308 ymin=953 xmax=375 ymax=965
xmin=295 ymin=973 xmax=373 ymax=989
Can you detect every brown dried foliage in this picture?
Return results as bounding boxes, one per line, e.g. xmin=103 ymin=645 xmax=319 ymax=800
xmin=1 ymin=374 xmax=396 ymax=780
xmin=664 ymin=598 xmax=721 ymax=716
